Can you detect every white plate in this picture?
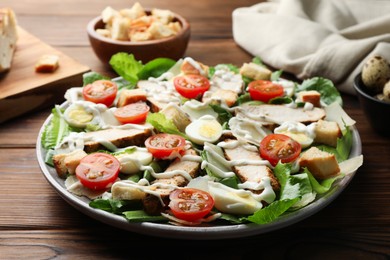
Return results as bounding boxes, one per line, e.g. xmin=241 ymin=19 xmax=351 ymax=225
xmin=36 ymin=109 xmax=362 ymax=240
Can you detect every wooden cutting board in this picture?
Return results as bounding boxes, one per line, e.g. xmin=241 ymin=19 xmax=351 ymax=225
xmin=0 ymin=26 xmax=90 ymax=123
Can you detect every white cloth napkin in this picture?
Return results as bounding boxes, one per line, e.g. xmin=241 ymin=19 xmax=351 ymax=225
xmin=232 ymin=0 xmax=390 ymax=95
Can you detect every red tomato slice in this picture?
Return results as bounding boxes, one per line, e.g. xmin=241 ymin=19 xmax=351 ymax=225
xmin=173 ymin=74 xmax=210 ymax=99
xmin=248 ymin=80 xmax=284 ymax=103
xmin=169 ymin=188 xmax=215 ymax=222
xmin=114 ymin=102 xmax=150 ymax=124
xmin=144 ymin=133 xmax=186 ymax=159
xmin=75 ymin=153 xmax=120 ymax=190
xmin=83 ymin=80 xmax=118 ymax=107
xmin=259 ymin=134 xmax=301 ymax=166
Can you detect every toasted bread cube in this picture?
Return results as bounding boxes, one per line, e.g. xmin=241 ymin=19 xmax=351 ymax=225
xmin=96 ymin=28 xmax=111 ymax=38
xmin=239 ymin=62 xmax=271 ymax=80
xmin=168 ymin=21 xmax=182 ymax=33
xmin=117 ymin=89 xmax=147 ymax=107
xmin=111 ymin=16 xmax=131 ymax=41
xmin=314 ymin=120 xmax=341 ymax=147
xmin=296 ymin=90 xmax=321 ymax=107
xmin=147 ymin=21 xmax=175 ymax=39
xmin=202 ymin=89 xmax=238 ymax=107
xmin=101 ymin=6 xmax=119 ymax=24
xmin=160 ymin=104 xmax=191 ymax=132
xmin=119 ymin=2 xmax=146 ymax=20
xmin=151 ymin=8 xmax=175 ymax=24
xmin=35 ymin=54 xmax=59 ymax=73
xmin=181 ymin=58 xmax=209 ymax=76
xmin=299 ymin=147 xmax=340 ymax=180
xmin=129 ymin=31 xmax=152 ymax=42
xmin=53 ymin=149 xmax=88 ymax=178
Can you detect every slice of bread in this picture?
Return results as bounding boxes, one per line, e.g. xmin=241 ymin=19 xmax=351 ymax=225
xmin=0 ymin=8 xmax=18 ymax=73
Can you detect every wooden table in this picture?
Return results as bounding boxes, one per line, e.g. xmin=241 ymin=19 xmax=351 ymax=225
xmin=1 ymin=0 xmax=389 ymax=258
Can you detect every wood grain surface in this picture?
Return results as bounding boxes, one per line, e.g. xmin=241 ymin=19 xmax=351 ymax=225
xmin=0 ymin=27 xmax=90 ymax=123
xmin=0 ymin=0 xmax=389 ymax=259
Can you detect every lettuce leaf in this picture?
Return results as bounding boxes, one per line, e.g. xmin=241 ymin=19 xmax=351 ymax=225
xmin=273 ymin=163 xmax=316 ymax=210
xmin=245 ymin=198 xmax=299 ymax=224
xmin=315 ymin=126 xmax=353 ymax=162
xmin=109 ymin=53 xmax=143 ymax=85
xmin=146 ymin=112 xmax=188 ymax=138
xmin=137 ymin=57 xmax=176 ymax=80
xmin=297 ymin=77 xmax=343 ymax=106
xmin=41 ymin=106 xmax=75 ymax=150
xmin=82 ymin=71 xmax=110 ymax=86
xmin=123 ymin=210 xmax=167 ymax=223
xmin=89 ymin=198 xmax=142 ymax=214
xmin=305 ymin=168 xmax=345 ymax=194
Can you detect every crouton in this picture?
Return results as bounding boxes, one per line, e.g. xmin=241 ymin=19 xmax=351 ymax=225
xmin=101 ymin=6 xmax=119 ymax=24
xmin=147 ymin=21 xmax=175 ymax=39
xmin=151 ymin=8 xmax=175 ymax=24
xmin=116 ymin=89 xmax=147 ymax=107
xmin=181 ymin=58 xmax=209 ymax=76
xmin=160 ymin=103 xmax=191 ymax=132
xmin=129 ymin=31 xmax=152 ymax=42
xmin=35 ymin=54 xmax=59 ymax=73
xmin=239 ymin=62 xmax=271 ymax=80
xmin=296 ymin=90 xmax=321 ymax=107
xmin=119 ymin=2 xmax=146 ymax=20
xmin=314 ymin=120 xmax=341 ymax=147
xmin=83 ymin=128 xmax=152 ymax=153
xmin=202 ymin=89 xmax=238 ymax=107
xmin=111 ymin=16 xmax=131 ymax=41
xmin=299 ymin=146 xmax=340 ymax=180
xmin=53 ymin=149 xmax=88 ymax=178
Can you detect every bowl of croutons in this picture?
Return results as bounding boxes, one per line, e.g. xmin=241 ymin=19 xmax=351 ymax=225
xmin=353 ymin=55 xmax=390 ymax=137
xmin=87 ymin=2 xmax=190 ymax=66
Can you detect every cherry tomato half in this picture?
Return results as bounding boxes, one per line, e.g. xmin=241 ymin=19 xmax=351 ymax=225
xmin=144 ymin=133 xmax=186 ymax=159
xmin=114 ymin=102 xmax=150 ymax=124
xmin=248 ymin=80 xmax=284 ymax=103
xmin=83 ymin=80 xmax=118 ymax=107
xmin=169 ymin=188 xmax=215 ymax=222
xmin=259 ymin=133 xmax=302 ymax=167
xmin=173 ymin=74 xmax=210 ymax=99
xmin=75 ymin=153 xmax=120 ymax=190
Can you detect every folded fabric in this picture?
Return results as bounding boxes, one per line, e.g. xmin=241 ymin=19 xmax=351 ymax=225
xmin=232 ymin=0 xmax=390 ymax=95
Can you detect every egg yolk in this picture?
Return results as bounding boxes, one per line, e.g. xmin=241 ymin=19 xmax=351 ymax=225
xmin=68 ymin=107 xmax=93 ymax=124
xmin=199 ymin=122 xmax=220 ymax=138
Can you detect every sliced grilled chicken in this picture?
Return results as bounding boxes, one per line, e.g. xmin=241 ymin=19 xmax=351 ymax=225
xmin=222 ymin=139 xmax=280 ymax=192
xmin=235 ymin=104 xmax=326 ymax=126
xmin=83 ymin=128 xmax=152 ymax=153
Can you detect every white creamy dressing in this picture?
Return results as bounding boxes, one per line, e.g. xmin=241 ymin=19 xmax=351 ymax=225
xmin=200 ymin=140 xmax=276 ymax=207
xmin=53 ymin=57 xmax=354 ymax=220
xmin=228 ymin=116 xmax=272 ymax=145
xmin=238 ymin=177 xmax=276 ymax=204
xmin=210 ymin=65 xmax=245 ymax=94
xmin=111 ymin=180 xmax=178 ymax=206
xmin=183 ymin=57 xmax=207 ymax=76
xmin=64 ymin=87 xmax=84 ymax=103
xmin=273 ymin=79 xmax=295 ymax=97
